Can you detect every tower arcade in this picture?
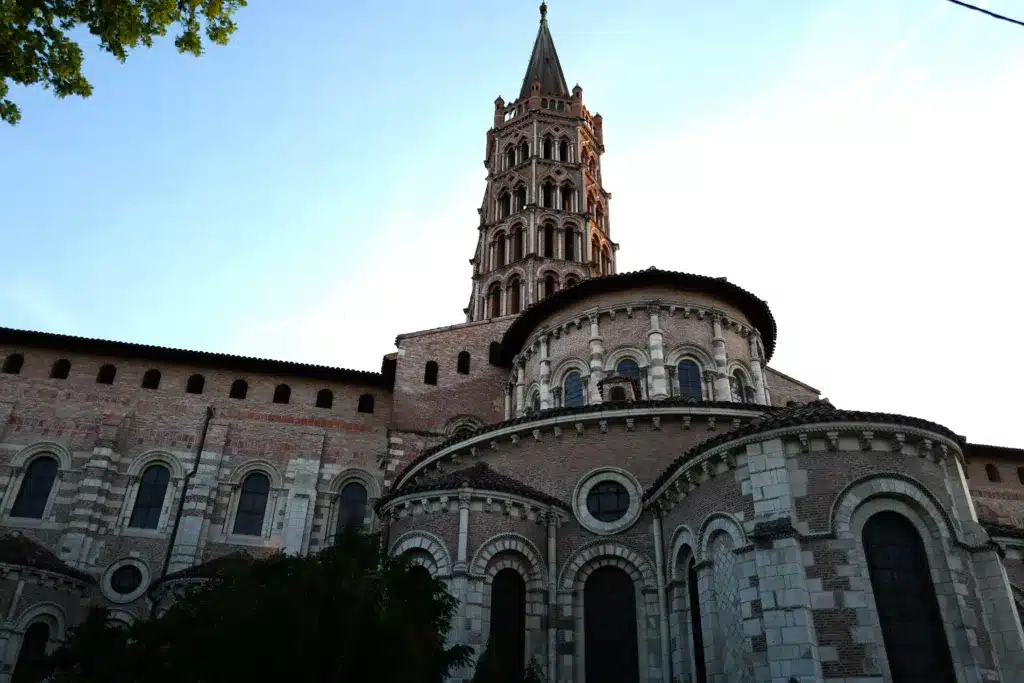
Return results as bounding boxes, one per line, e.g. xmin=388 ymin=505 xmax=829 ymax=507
xmin=467 ymin=3 xmax=616 ymax=322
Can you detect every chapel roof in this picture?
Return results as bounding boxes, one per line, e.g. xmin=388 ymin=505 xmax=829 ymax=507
xmin=381 ymin=461 xmax=567 ymax=509
xmin=519 ymin=3 xmax=570 ymax=99
xmin=500 ymin=268 xmax=778 ymax=365
xmin=0 ymin=533 xmax=94 ymax=583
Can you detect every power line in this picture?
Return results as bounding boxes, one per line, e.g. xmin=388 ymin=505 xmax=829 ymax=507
xmin=946 ymin=0 xmax=1024 ymax=28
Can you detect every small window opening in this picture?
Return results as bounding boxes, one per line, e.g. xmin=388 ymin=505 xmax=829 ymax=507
xmin=357 ymin=393 xmax=375 ymax=413
xmin=986 ymin=464 xmax=1002 ymax=482
xmin=229 ymin=379 xmax=248 ymax=400
xmin=2 ymin=354 xmax=24 ymax=374
xmin=273 ymin=384 xmax=291 ymax=404
xmin=96 ymin=364 xmax=116 ymax=385
xmin=424 ymin=361 xmax=438 ymax=385
xmin=316 ymin=389 xmax=333 ymax=409
xmin=457 ymin=351 xmax=471 ymax=375
xmin=488 ymin=342 xmax=502 ymax=366
xmin=608 ymin=386 xmax=627 ymax=401
xmin=186 ymin=374 xmax=205 ymax=394
xmin=50 ymin=359 xmax=70 ymax=379
xmin=141 ymin=369 xmax=161 ymax=390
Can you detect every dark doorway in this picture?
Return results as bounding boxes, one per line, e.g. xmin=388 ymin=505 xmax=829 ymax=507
xmin=863 ymin=511 xmax=955 ymax=683
xmin=490 ymin=568 xmax=526 ymax=683
xmin=584 ymin=566 xmax=639 ymax=683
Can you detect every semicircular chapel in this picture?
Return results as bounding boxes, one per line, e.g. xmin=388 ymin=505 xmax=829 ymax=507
xmin=0 ymin=5 xmax=1022 ymax=683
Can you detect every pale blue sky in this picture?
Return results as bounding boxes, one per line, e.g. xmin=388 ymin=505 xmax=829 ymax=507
xmin=2 ymin=0 xmax=1023 ymax=445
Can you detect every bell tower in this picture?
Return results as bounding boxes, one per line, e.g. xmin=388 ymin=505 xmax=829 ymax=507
xmin=465 ymin=2 xmax=615 ymax=323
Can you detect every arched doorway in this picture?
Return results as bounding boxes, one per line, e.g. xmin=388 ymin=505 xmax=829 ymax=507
xmin=863 ymin=511 xmax=955 ymax=682
xmin=584 ymin=566 xmax=638 ymax=683
xmin=490 ymin=568 xmax=526 ymax=683
xmin=13 ymin=621 xmax=50 ymax=683
xmin=688 ymin=558 xmax=707 ymax=683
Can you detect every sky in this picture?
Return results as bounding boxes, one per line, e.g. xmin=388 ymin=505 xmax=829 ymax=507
xmin=2 ymin=0 xmax=1022 ymax=446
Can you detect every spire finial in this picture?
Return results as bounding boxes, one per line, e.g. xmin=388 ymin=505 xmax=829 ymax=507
xmin=540 ymin=2 xmax=548 ymax=21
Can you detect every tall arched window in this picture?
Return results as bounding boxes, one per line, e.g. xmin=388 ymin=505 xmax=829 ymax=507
xmin=488 ymin=284 xmax=502 ymax=319
xmin=499 ymin=192 xmax=512 ymax=219
xmin=12 ymin=621 xmax=50 ymax=683
xmin=514 ymin=185 xmax=527 ymax=213
xmin=50 ymin=359 xmax=70 ymax=379
xmin=559 ymin=138 xmax=569 ymax=162
xmin=677 ymin=360 xmax=702 ymax=400
xmin=687 ymin=558 xmax=707 ymax=683
xmin=591 ymin=237 xmax=600 ymax=265
xmin=543 ymin=137 xmax=553 ymax=159
xmin=2 ymin=353 xmax=24 ymax=374
xmin=986 ymin=464 xmax=1001 ymax=482
xmin=616 ymin=359 xmax=641 ymax=382
xmin=457 ymin=351 xmax=471 ymax=374
xmin=863 ymin=511 xmax=955 ymax=682
xmin=584 ymin=566 xmax=639 ymax=683
xmin=273 ymin=384 xmax=291 ymax=404
xmin=513 ymin=226 xmax=524 ymax=261
xmin=96 ymin=364 xmax=116 ymax=384
xmin=232 ymin=472 xmax=270 ymax=536
xmin=508 ymin=278 xmax=521 ymax=314
xmin=561 ymin=184 xmax=574 ymax=212
xmin=543 ymin=274 xmax=556 ymax=298
xmin=229 ymin=379 xmax=248 ymax=399
xmin=424 ymin=361 xmax=439 ymax=385
xmin=602 ymin=246 xmax=611 ymax=274
xmin=730 ymin=372 xmax=747 ymax=403
xmin=141 ymin=369 xmax=161 ymax=390
xmin=504 ymin=145 xmax=515 ymax=169
xmin=10 ymin=457 xmax=58 ymax=519
xmin=129 ymin=464 xmax=171 ymax=529
xmin=543 ymin=223 xmax=554 ymax=257
xmin=517 ymin=140 xmax=529 ymax=163
xmin=490 ymin=568 xmax=526 ymax=683
xmin=336 ymin=482 xmax=368 ymax=533
xmin=495 ymin=233 xmax=507 ymax=268
xmin=542 ymin=182 xmax=554 ymax=207
xmin=316 ymin=389 xmax=333 ymax=409
xmin=186 ymin=373 xmax=205 ymax=394
xmin=563 ymin=371 xmax=585 ymax=407
xmin=358 ymin=393 xmax=375 ymax=413
xmin=564 ymin=227 xmax=575 ymax=261
xmin=531 ymin=390 xmax=540 ymax=413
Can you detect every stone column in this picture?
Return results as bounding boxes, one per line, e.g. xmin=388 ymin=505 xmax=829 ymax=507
xmin=747 ymin=332 xmax=767 ymax=406
xmin=646 ymin=301 xmax=669 ymax=400
xmin=281 ymin=430 xmax=325 ymax=555
xmin=710 ymin=315 xmax=732 ymax=401
xmin=168 ymin=418 xmax=230 ymax=573
xmin=505 ymin=234 xmax=512 ymax=266
xmin=504 ymin=385 xmax=512 ymax=421
xmin=515 ymin=362 xmax=526 ymax=416
xmin=539 ymin=333 xmax=552 ymax=410
xmin=652 ymin=513 xmax=672 ymax=683
xmin=546 ymin=510 xmax=558 ymax=683
xmin=587 ymin=311 xmax=605 ymax=404
xmin=448 ymin=490 xmax=474 ymax=683
xmin=455 ymin=490 xmax=470 ymax=572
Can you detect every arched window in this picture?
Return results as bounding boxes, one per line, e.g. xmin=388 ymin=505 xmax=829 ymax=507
xmin=141 ymin=369 xmax=161 ymax=390
xmin=565 ymin=276 xmax=578 ymax=288
xmin=12 ymin=621 xmax=50 ymax=683
xmin=96 ymin=364 xmax=116 ymax=384
xmin=2 ymin=353 xmax=24 ymax=374
xmin=731 ymin=372 xmax=747 ymax=403
xmin=517 ymin=139 xmax=529 ymax=163
xmin=316 ymin=389 xmax=333 ymax=409
xmin=504 ymin=145 xmax=515 ymax=169
xmin=424 ymin=361 xmax=438 ymax=385
xmin=457 ymin=351 xmax=471 ymax=374
xmin=128 ymin=464 xmax=171 ymax=529
xmin=488 ymin=284 xmax=502 ymax=319
xmin=564 ymin=227 xmax=575 ymax=261
xmin=358 ymin=393 xmax=375 ymax=413
xmin=986 ymin=464 xmax=1001 ymax=482
xmin=452 ymin=426 xmax=475 ymax=441
xmin=490 ymin=568 xmax=526 ymax=683
xmin=602 ymin=246 xmax=611 ymax=273
xmin=489 ymin=341 xmax=502 ymax=365
xmin=616 ymin=359 xmax=641 ymax=383
xmin=508 ymin=277 xmax=521 ymax=314
xmin=531 ymin=390 xmax=541 ymax=413
xmin=542 ymin=181 xmax=555 ymax=208
xmin=11 ymin=457 xmax=58 ymax=519
xmin=559 ymin=138 xmax=569 ymax=161
xmin=608 ymin=386 xmax=627 ymax=402
xmin=229 ymin=379 xmax=248 ymax=399
xmin=514 ymin=185 xmax=527 ymax=213
xmin=232 ymin=472 xmax=270 ymax=536
xmin=273 ymin=384 xmax=291 ymax=404
xmin=186 ymin=373 xmax=205 ymax=394
xmin=677 ymin=360 xmax=702 ymax=400
xmin=687 ymin=558 xmax=707 ymax=683
xmin=513 ymin=226 xmax=524 ymax=261
xmin=544 ymin=274 xmax=556 ymax=298
xmin=561 ymin=184 xmax=574 ymax=212
xmin=596 ymin=204 xmax=605 ymax=228
xmin=543 ymin=223 xmax=554 ymax=257
xmin=495 ymin=233 xmax=507 ymax=268
xmin=862 ymin=511 xmax=956 ymax=682
xmin=564 ymin=371 xmax=585 ymax=407
xmin=584 ymin=566 xmax=639 ymax=683
xmin=50 ymin=359 xmax=70 ymax=379
xmin=591 ymin=237 xmax=600 ymax=265
xmin=336 ymin=482 xmax=368 ymax=533
xmin=543 ymin=137 xmax=553 ymax=159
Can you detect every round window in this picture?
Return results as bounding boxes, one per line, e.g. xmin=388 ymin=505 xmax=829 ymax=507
xmin=110 ymin=565 xmax=143 ymax=595
xmin=586 ymin=481 xmax=630 ymax=522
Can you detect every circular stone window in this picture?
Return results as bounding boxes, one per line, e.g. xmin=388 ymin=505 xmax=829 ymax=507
xmin=573 ymin=468 xmax=643 ymax=535
xmin=102 ymin=559 xmax=150 ymax=604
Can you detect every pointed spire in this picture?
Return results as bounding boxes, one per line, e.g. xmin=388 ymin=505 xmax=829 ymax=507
xmin=519 ymin=3 xmax=570 ymax=99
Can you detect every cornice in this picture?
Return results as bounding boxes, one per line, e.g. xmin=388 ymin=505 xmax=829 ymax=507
xmin=0 ymin=562 xmax=94 ymax=593
xmin=378 ymin=488 xmax=569 ymax=525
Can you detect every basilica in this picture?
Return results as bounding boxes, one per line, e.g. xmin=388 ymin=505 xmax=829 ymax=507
xmin=1 ymin=5 xmax=1023 ymax=683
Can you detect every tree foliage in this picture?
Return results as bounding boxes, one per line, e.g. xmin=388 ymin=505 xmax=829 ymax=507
xmin=0 ymin=0 xmax=247 ymax=125
xmin=32 ymin=527 xmax=471 ymax=683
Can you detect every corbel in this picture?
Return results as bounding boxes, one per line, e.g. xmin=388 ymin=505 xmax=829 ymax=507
xmin=859 ymin=430 xmax=874 ymax=452
xmin=510 ymin=434 xmax=520 ymax=447
xmin=701 ymin=460 xmax=714 ymax=478
xmin=652 ymin=416 xmax=661 ymax=431
xmin=470 ymin=446 xmax=478 ymax=458
xmin=707 ymin=417 xmax=716 ymax=431
xmin=826 ymin=432 xmax=839 ymax=452
xmin=532 ymin=429 xmax=542 ymax=442
xmin=575 ymin=422 xmax=584 ymax=436
xmin=553 ymin=426 xmax=562 ymax=438
xmin=608 ymin=309 xmax=617 ymax=321
xmin=919 ymin=438 xmax=933 ymax=460
xmin=682 ymin=416 xmax=691 ymax=430
xmin=891 ymin=433 xmax=905 ymax=454
xmin=732 ymin=418 xmax=741 ymax=431
xmin=502 ymin=500 xmax=514 ymax=517
xmin=625 ymin=306 xmax=633 ymax=319
xmin=599 ymin=420 xmax=608 ymax=434
xmin=798 ymin=433 xmax=810 ymax=453
xmin=625 ymin=418 xmax=635 ymax=432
